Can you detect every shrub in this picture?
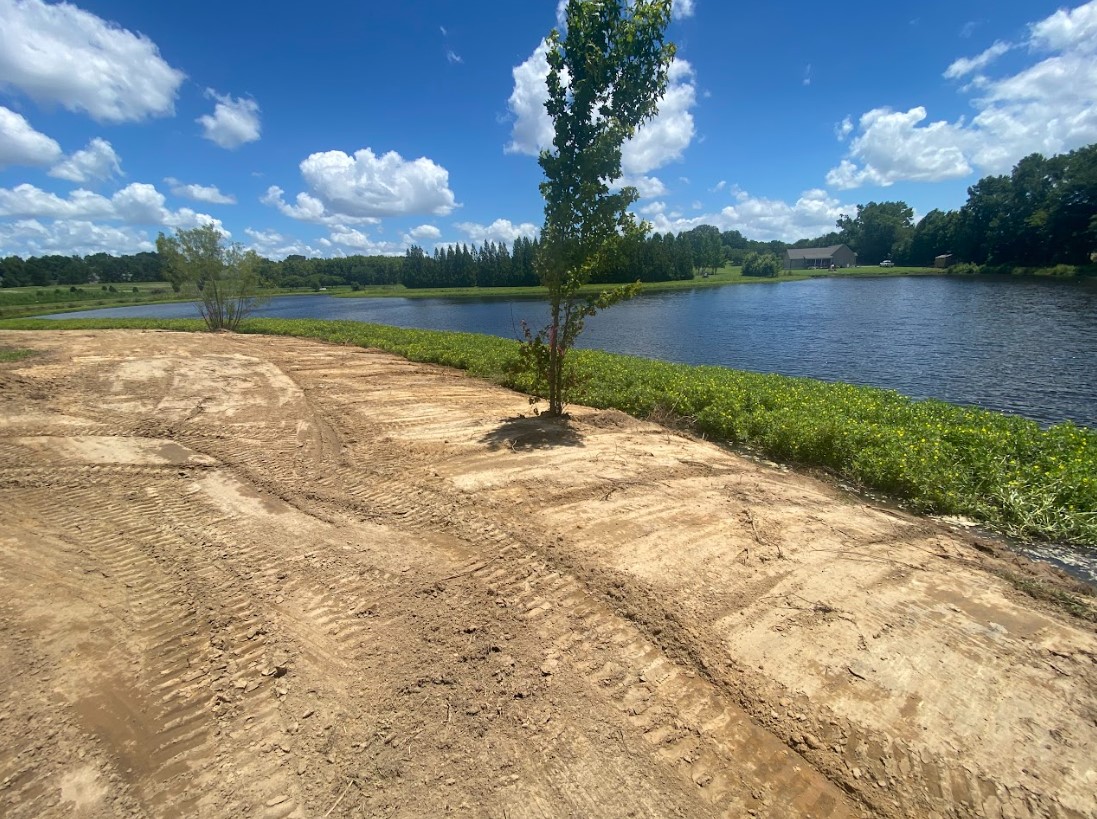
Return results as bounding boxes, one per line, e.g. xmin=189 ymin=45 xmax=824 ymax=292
xmin=742 ymin=252 xmax=782 ymax=278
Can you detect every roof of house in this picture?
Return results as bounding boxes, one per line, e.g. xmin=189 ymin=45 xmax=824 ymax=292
xmin=784 ymin=244 xmax=851 ymax=260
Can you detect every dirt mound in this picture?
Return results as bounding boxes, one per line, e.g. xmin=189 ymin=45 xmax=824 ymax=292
xmin=1 ymin=329 xmax=1093 ymax=818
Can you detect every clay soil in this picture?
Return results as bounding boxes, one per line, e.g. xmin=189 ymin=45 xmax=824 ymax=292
xmin=1 ymin=329 xmax=1095 ymax=819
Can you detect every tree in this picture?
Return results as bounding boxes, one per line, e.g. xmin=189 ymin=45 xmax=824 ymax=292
xmin=156 ymin=224 xmax=262 ymax=331
xmin=741 ymin=252 xmax=781 ymax=278
xmin=837 ymin=201 xmax=914 ymax=264
xmin=522 ymin=0 xmax=676 ymax=416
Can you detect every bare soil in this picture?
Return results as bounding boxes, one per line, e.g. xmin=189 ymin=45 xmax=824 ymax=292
xmin=1 ymin=329 xmax=1094 ymax=819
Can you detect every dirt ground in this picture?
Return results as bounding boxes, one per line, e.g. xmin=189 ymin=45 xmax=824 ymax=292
xmin=1 ymin=329 xmax=1094 ymax=819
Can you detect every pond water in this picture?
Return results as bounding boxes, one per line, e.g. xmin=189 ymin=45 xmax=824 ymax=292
xmin=49 ymin=275 xmax=1097 ymax=428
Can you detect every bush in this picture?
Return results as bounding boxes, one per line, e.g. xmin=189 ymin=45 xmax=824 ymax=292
xmin=742 ymin=252 xmax=782 ymax=278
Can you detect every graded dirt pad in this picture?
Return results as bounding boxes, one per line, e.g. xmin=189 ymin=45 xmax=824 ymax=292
xmin=0 ymin=330 xmax=1094 ymax=819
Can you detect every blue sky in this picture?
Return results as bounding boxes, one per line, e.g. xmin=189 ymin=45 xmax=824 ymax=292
xmin=1 ymin=0 xmax=1095 ymax=259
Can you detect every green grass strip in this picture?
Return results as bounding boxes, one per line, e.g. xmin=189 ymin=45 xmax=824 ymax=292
xmin=0 ymin=346 xmax=37 ymax=362
xmin=4 ymin=315 xmax=1094 ymax=548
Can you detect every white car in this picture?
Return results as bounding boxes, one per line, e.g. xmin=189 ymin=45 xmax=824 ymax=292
xmin=879 ymin=260 xmax=894 ymax=267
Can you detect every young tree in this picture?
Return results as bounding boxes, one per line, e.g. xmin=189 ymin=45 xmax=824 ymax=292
xmin=522 ymin=0 xmax=676 ymax=416
xmin=156 ymin=224 xmax=262 ymax=331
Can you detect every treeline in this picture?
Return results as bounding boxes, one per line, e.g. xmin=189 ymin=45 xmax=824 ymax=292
xmin=795 ymin=143 xmax=1097 ymax=268
xmin=403 ymin=233 xmax=702 ymax=288
xmin=0 ymin=252 xmax=165 ymax=287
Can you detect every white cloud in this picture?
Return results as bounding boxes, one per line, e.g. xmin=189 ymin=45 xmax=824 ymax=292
xmin=506 ymin=41 xmax=697 ymax=177
xmin=673 ymin=0 xmax=695 ymax=19
xmin=166 ymin=178 xmax=236 ymax=205
xmin=505 ymin=39 xmax=556 ymax=156
xmin=0 ymin=182 xmax=224 ymax=232
xmin=0 ymin=218 xmax=154 ymax=257
xmin=1029 ymin=1 xmax=1097 ymax=51
xmin=446 ymin=49 xmax=463 ymax=65
xmin=266 ymin=148 xmax=457 ymax=223
xmin=803 ymin=64 xmax=812 ymax=86
xmin=328 ymin=226 xmax=405 ymax=255
xmin=830 ymin=1 xmax=1097 ymax=188
xmin=0 ymin=105 xmax=61 ymax=167
xmin=613 ymin=174 xmax=667 ymax=199
xmin=621 ymin=59 xmax=696 ymax=175
xmin=640 ymin=187 xmax=855 ymax=243
xmin=261 ymin=186 xmax=332 ymax=223
xmin=943 ymin=41 xmax=1012 ymax=79
xmin=0 ymin=0 xmax=184 ymax=122
xmin=711 ymin=180 xmax=727 ymax=192
xmin=826 ymin=107 xmax=972 ymax=189
xmin=455 ymin=218 xmax=539 ymax=245
xmin=197 ymin=90 xmax=261 ymax=149
xmin=243 ymin=227 xmax=325 ymax=260
xmin=834 ymin=116 xmax=854 ymax=141
xmin=406 ymin=224 xmax=441 ymax=241
xmin=49 ymin=138 xmax=122 ymax=183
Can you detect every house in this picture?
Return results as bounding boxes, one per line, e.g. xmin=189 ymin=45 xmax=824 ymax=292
xmin=934 ymin=253 xmax=954 ymax=269
xmin=784 ymin=244 xmax=857 ymax=270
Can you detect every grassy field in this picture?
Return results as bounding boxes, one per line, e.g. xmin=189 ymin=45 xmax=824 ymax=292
xmin=0 ymin=282 xmax=185 ymax=320
xmin=3 ymin=314 xmax=1093 ymax=550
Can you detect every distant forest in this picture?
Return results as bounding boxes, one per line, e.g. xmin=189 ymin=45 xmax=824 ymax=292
xmin=1 ymin=143 xmax=1093 ymax=290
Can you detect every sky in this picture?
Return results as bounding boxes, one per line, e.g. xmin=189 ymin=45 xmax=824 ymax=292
xmin=1 ymin=0 xmax=1096 ymax=260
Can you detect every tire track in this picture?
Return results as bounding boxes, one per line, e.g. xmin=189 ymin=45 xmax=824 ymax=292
xmin=0 ymin=475 xmax=308 ymax=818
xmin=182 ymin=430 xmax=863 ymax=817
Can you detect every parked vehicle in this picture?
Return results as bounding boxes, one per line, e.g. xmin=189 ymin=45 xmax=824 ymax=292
xmin=879 ymin=260 xmax=894 ymax=267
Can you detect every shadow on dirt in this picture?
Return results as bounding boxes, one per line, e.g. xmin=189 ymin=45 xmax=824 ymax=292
xmin=480 ymin=416 xmax=585 ymax=451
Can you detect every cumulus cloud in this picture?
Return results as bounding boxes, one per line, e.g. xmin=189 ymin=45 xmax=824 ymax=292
xmin=0 ymin=218 xmax=155 ymax=257
xmin=505 ymin=41 xmax=697 ymax=177
xmin=505 ymin=40 xmax=556 ymax=156
xmin=639 ymin=188 xmax=855 ymax=243
xmin=0 ymin=105 xmax=61 ymax=167
xmin=405 ymin=224 xmax=442 ymax=242
xmin=616 ymin=174 xmax=667 ymax=199
xmin=830 ymin=0 xmax=1097 ymax=188
xmin=197 ymin=90 xmax=261 ymax=149
xmin=243 ymin=227 xmax=326 ymax=260
xmin=455 ymin=218 xmax=539 ymax=244
xmin=165 ymin=178 xmax=236 ymax=205
xmin=1029 ymin=1 xmax=1097 ymax=51
xmin=0 ymin=0 xmax=184 ymax=122
xmin=328 ymin=225 xmax=405 ymax=255
xmin=266 ymin=148 xmax=457 ymax=223
xmin=0 ymin=181 xmax=224 ymax=232
xmin=621 ymin=59 xmax=696 ymax=175
xmin=826 ymin=107 xmax=973 ymax=188
xmin=49 ymin=138 xmax=122 ymax=183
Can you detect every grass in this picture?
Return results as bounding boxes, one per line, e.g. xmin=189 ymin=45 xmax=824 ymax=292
xmin=3 ymin=314 xmax=1094 ymax=551
xmin=0 ymin=346 xmax=36 ymax=362
xmin=0 ymin=282 xmax=185 ymax=319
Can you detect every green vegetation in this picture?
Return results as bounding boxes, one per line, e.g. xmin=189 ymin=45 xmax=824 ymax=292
xmin=0 ymin=346 xmax=36 ymax=362
xmin=741 ymin=252 xmax=782 ymax=278
xmin=5 ymin=315 xmax=1094 ymax=549
xmin=157 ymin=224 xmax=264 ymax=331
xmin=0 ymin=281 xmax=181 ymax=319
